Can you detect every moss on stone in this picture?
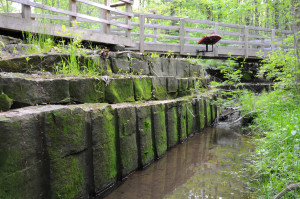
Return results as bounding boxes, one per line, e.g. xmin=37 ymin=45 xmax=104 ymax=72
xmin=136 ymin=106 xmax=154 ymax=167
xmin=152 ymin=84 xmax=169 ymax=100
xmin=105 ymin=78 xmax=135 ymax=103
xmin=133 ymin=78 xmax=152 ymax=101
xmin=178 ymin=101 xmax=187 ymax=142
xmin=186 ymin=102 xmax=196 ymax=136
xmin=199 ymin=99 xmax=206 ymax=129
xmin=152 ymin=104 xmax=167 ymax=158
xmin=0 ymin=93 xmax=13 ymax=111
xmin=91 ymin=105 xmax=118 ymax=192
xmin=206 ymin=99 xmax=212 ymax=126
xmin=166 ymin=102 xmax=178 ymax=148
xmin=178 ymin=78 xmax=189 ymax=97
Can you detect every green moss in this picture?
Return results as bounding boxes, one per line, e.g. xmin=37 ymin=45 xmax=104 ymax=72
xmin=51 ymin=156 xmax=84 ymax=199
xmin=133 ymin=78 xmax=152 ymax=101
xmin=166 ymin=103 xmax=178 ymax=148
xmin=186 ymin=102 xmax=195 ymax=136
xmin=206 ymin=100 xmax=212 ymax=126
xmin=152 ymin=104 xmax=167 ymax=158
xmin=199 ymin=99 xmax=206 ymax=129
xmin=178 ymin=102 xmax=187 ymax=142
xmin=178 ymin=78 xmax=189 ymax=97
xmin=153 ymin=84 xmax=170 ymax=100
xmin=105 ymin=78 xmax=135 ymax=103
xmin=0 ymin=93 xmax=13 ymax=111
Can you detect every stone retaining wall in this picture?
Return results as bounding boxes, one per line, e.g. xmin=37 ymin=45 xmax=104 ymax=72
xmin=0 ymin=97 xmax=220 ymax=199
xmin=0 ymin=72 xmax=209 ymax=111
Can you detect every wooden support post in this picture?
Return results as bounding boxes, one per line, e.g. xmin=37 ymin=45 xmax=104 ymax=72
xmin=139 ymin=15 xmax=145 ymax=53
xmin=214 ymin=22 xmax=219 ymax=56
xmin=125 ymin=2 xmax=132 ymax=38
xmin=153 ymin=26 xmax=157 ymax=42
xmin=185 ymin=31 xmax=189 ymax=44
xmin=100 ymin=0 xmax=111 ymax=34
xmin=21 ymin=4 xmax=31 ymax=19
xmin=271 ymin=29 xmax=276 ymax=51
xmin=69 ymin=0 xmax=76 ymax=26
xmin=180 ymin=18 xmax=185 ymax=55
xmin=244 ymin=26 xmax=249 ymax=58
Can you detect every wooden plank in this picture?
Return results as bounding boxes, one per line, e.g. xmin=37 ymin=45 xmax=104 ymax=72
xmin=9 ymin=0 xmax=132 ymax=29
xmin=134 ymin=13 xmax=181 ymax=21
xmin=180 ymin=18 xmax=185 ymax=54
xmin=248 ymin=34 xmax=266 ymax=39
xmin=139 ymin=14 xmax=145 ymax=53
xmin=214 ymin=22 xmax=219 ymax=56
xmin=218 ymin=30 xmax=243 ymax=36
xmin=110 ymin=2 xmax=126 ymax=7
xmin=143 ymin=23 xmax=180 ymax=31
xmin=76 ymin=0 xmax=133 ymax=17
xmin=184 ymin=18 xmax=215 ymax=25
xmin=184 ymin=27 xmax=214 ymax=34
xmin=0 ymin=14 xmax=136 ymax=47
xmin=119 ymin=0 xmax=133 ymax=4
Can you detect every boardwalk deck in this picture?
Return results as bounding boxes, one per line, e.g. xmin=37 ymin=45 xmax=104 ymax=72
xmin=0 ymin=1 xmax=295 ymax=58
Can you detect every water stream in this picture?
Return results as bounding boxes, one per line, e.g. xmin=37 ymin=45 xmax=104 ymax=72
xmin=105 ymin=123 xmax=254 ymax=199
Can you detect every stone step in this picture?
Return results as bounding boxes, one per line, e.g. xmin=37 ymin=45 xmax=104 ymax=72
xmin=0 ymin=72 xmax=209 ymax=111
xmin=0 ymin=52 xmax=203 ymax=77
xmin=0 ymin=96 xmax=221 ymax=199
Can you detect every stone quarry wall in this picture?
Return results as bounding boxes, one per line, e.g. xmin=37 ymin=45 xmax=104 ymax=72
xmin=0 ymin=98 xmax=220 ymax=199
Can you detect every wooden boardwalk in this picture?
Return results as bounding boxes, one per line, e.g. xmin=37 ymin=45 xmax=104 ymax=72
xmin=0 ymin=0 xmax=295 ymax=59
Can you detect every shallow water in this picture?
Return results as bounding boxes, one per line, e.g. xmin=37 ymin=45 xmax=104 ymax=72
xmin=105 ymin=123 xmax=254 ymax=199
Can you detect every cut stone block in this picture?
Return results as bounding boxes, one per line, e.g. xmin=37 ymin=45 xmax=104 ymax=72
xmin=133 ymin=77 xmax=152 ymax=101
xmin=105 ymin=78 xmax=135 ymax=103
xmin=205 ymin=99 xmax=212 ymax=126
xmin=161 ymin=58 xmax=175 ymax=76
xmin=186 ymin=100 xmax=198 ymax=136
xmin=89 ymin=55 xmax=113 ymax=75
xmin=166 ymin=76 xmax=178 ymax=96
xmin=114 ymin=105 xmax=138 ymax=178
xmin=149 ymin=58 xmax=163 ymax=76
xmin=174 ymin=59 xmax=190 ymax=77
xmin=152 ymin=77 xmax=169 ymax=100
xmin=177 ymin=100 xmax=187 ymax=142
xmin=178 ymin=78 xmax=189 ymax=97
xmin=0 ymin=73 xmax=70 ymax=106
xmin=131 ymin=53 xmax=150 ymax=75
xmin=0 ymin=93 xmax=13 ymax=111
xmin=165 ymin=101 xmax=178 ymax=148
xmin=189 ymin=63 xmax=202 ymax=77
xmin=151 ymin=103 xmax=167 ymax=159
xmin=109 ymin=52 xmax=131 ymax=74
xmin=0 ymin=108 xmax=53 ymax=199
xmin=69 ymin=77 xmax=105 ymax=103
xmin=136 ymin=105 xmax=154 ymax=168
xmin=198 ymin=98 xmax=206 ymax=130
xmin=44 ymin=106 xmax=90 ymax=198
xmin=89 ymin=104 xmax=118 ymax=193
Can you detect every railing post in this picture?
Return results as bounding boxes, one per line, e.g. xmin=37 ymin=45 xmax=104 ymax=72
xmin=125 ymin=2 xmax=132 ymax=38
xmin=139 ymin=15 xmax=145 ymax=53
xmin=21 ymin=4 xmax=31 ymax=20
xmin=271 ymin=29 xmax=276 ymax=51
xmin=214 ymin=22 xmax=219 ymax=56
xmin=104 ymin=0 xmax=111 ymax=34
xmin=185 ymin=31 xmax=189 ymax=44
xmin=69 ymin=0 xmax=77 ymax=26
xmin=153 ymin=24 xmax=157 ymax=42
xmin=244 ymin=26 xmax=249 ymax=58
xmin=180 ymin=18 xmax=185 ymax=55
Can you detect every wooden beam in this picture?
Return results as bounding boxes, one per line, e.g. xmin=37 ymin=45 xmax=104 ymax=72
xmin=139 ymin=14 xmax=145 ymax=53
xmin=21 ymin=4 xmax=31 ymax=19
xmin=214 ymin=22 xmax=219 ymax=56
xmin=180 ymin=18 xmax=185 ymax=54
xmin=244 ymin=26 xmax=249 ymax=58
xmin=69 ymin=0 xmax=76 ymax=26
xmin=125 ymin=2 xmax=132 ymax=37
xmin=110 ymin=2 xmax=126 ymax=7
xmin=119 ymin=0 xmax=133 ymax=5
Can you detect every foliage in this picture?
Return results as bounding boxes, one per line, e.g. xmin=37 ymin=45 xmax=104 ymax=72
xmin=239 ymin=89 xmax=300 ymax=198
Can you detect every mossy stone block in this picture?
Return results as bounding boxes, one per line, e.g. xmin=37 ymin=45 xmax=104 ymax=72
xmin=91 ymin=106 xmax=118 ymax=193
xmin=198 ymin=98 xmax=206 ymax=129
xmin=165 ymin=101 xmax=178 ymax=148
xmin=177 ymin=100 xmax=187 ymax=142
xmin=152 ymin=77 xmax=169 ymax=100
xmin=109 ymin=52 xmax=131 ymax=74
xmin=133 ymin=77 xmax=152 ymax=101
xmin=131 ymin=53 xmax=150 ymax=75
xmin=0 ymin=75 xmax=70 ymax=106
xmin=105 ymin=78 xmax=135 ymax=103
xmin=178 ymin=78 xmax=189 ymax=97
xmin=44 ymin=107 xmax=89 ymax=198
xmin=150 ymin=59 xmax=163 ymax=76
xmin=167 ymin=77 xmax=178 ymax=98
xmin=69 ymin=78 xmax=105 ymax=103
xmin=90 ymin=55 xmax=112 ymax=75
xmin=90 ymin=105 xmax=117 ymax=193
xmin=186 ymin=100 xmax=198 ymax=136
xmin=206 ymin=99 xmax=212 ymax=126
xmin=136 ymin=105 xmax=154 ymax=168
xmin=115 ymin=106 xmax=138 ymax=178
xmin=0 ymin=113 xmax=49 ymax=199
xmin=151 ymin=103 xmax=167 ymax=158
xmin=0 ymin=93 xmax=13 ymax=111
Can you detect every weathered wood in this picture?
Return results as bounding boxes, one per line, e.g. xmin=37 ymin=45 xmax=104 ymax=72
xmin=21 ymin=4 xmax=31 ymax=19
xmin=0 ymin=14 xmax=136 ymax=47
xmin=69 ymin=0 xmax=76 ymax=26
xmin=244 ymin=26 xmax=249 ymax=58
xmin=76 ymin=0 xmax=133 ymax=17
xmin=143 ymin=23 xmax=180 ymax=31
xmin=125 ymin=2 xmax=131 ymax=37
xmin=110 ymin=2 xmax=126 ymax=7
xmin=184 ymin=27 xmax=214 ymax=34
xmin=10 ymin=0 xmax=132 ymax=29
xmin=103 ymin=0 xmax=111 ymax=34
xmin=139 ymin=14 xmax=145 ymax=53
xmin=214 ymin=22 xmax=219 ymax=56
xmin=180 ymin=18 xmax=185 ymax=54
xmin=119 ymin=0 xmax=133 ymax=4
xmin=271 ymin=29 xmax=276 ymax=51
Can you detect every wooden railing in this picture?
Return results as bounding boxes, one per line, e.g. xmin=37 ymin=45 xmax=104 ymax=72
xmin=1 ymin=0 xmax=135 ymax=46
xmin=111 ymin=13 xmax=294 ymax=58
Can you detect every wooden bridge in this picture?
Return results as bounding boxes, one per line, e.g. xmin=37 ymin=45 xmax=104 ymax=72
xmin=0 ymin=0 xmax=295 ymax=59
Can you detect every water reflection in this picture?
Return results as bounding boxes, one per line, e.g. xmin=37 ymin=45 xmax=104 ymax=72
xmin=105 ymin=124 xmax=254 ymax=199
